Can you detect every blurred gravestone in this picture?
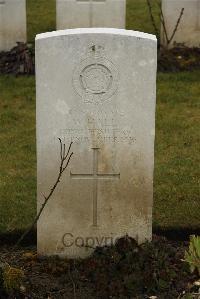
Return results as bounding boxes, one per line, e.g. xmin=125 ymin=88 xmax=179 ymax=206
xmin=56 ymin=0 xmax=126 ymax=29
xmin=0 ymin=0 xmax=26 ymax=52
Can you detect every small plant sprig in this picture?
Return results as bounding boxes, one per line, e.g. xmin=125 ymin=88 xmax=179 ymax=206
xmin=3 ymin=265 xmax=24 ymax=293
xmin=184 ymin=235 xmax=200 ymax=276
xmin=0 ymin=260 xmax=24 ymax=295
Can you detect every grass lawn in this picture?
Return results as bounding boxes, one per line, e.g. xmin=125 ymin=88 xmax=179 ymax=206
xmin=0 ymin=0 xmax=199 ymax=233
xmin=154 ymin=72 xmax=200 ymax=230
xmin=27 ymin=0 xmax=56 ymax=43
xmin=0 ymin=77 xmax=36 ymax=232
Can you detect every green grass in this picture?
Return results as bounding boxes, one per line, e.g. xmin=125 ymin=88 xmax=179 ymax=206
xmin=154 ymin=72 xmax=200 ymax=229
xmin=0 ymin=77 xmax=36 ymax=232
xmin=127 ymin=0 xmax=160 ymax=35
xmin=0 ymin=72 xmax=199 ymax=233
xmin=27 ymin=0 xmax=56 ymax=43
xmin=0 ymin=1 xmax=199 ymax=233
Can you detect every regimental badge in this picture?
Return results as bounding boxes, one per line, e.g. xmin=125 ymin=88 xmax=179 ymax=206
xmin=73 ymin=44 xmax=119 ymax=104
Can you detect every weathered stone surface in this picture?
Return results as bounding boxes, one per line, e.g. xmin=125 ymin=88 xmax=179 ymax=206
xmin=56 ymin=0 xmax=126 ymax=29
xmin=161 ymin=0 xmax=200 ymax=48
xmin=0 ymin=0 xmax=26 ymax=52
xmin=36 ymin=28 xmax=157 ymax=258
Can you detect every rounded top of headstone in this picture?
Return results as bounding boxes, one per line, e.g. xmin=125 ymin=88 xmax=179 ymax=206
xmin=36 ymin=28 xmax=157 ymax=42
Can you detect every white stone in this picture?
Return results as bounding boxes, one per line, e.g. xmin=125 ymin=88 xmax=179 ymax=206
xmin=36 ymin=28 xmax=157 ymax=258
xmin=161 ymin=0 xmax=200 ymax=48
xmin=0 ymin=0 xmax=26 ymax=52
xmin=56 ymin=0 xmax=126 ymax=29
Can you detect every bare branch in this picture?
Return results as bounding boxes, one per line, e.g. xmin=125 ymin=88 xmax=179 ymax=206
xmin=62 ymin=152 xmax=73 ymax=173
xmin=159 ymin=2 xmax=184 ymax=47
xmin=160 ymin=7 xmax=169 ymax=44
xmin=168 ymin=8 xmax=184 ymax=45
xmin=13 ymin=139 xmax=73 ymax=249
xmin=146 ymin=0 xmax=159 ymax=37
xmin=63 ymin=143 xmax=66 ymax=158
xmin=64 ymin=141 xmax=73 ymax=161
xmin=59 ymin=138 xmax=63 ymax=161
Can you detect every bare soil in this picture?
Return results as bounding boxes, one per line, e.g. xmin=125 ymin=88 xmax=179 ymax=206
xmin=158 ymin=47 xmax=200 ymax=72
xmin=0 ymin=235 xmax=199 ymax=299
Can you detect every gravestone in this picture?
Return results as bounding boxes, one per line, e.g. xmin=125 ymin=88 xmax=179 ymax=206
xmin=36 ymin=28 xmax=157 ymax=258
xmin=161 ymin=0 xmax=200 ymax=47
xmin=0 ymin=0 xmax=26 ymax=52
xmin=56 ymin=0 xmax=126 ymax=29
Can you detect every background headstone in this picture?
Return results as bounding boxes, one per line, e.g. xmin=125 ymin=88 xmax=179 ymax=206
xmin=0 ymin=0 xmax=26 ymax=52
xmin=161 ymin=0 xmax=200 ymax=48
xmin=56 ymin=0 xmax=126 ymax=29
xmin=36 ymin=28 xmax=157 ymax=258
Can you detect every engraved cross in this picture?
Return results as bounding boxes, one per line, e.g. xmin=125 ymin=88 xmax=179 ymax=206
xmin=70 ymin=148 xmax=120 ymax=226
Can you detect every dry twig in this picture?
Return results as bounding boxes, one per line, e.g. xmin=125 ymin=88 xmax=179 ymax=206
xmin=146 ymin=0 xmax=184 ymax=48
xmin=168 ymin=8 xmax=184 ymax=45
xmin=14 ymin=139 xmax=73 ymax=249
xmin=146 ymin=0 xmax=159 ymax=37
xmin=159 ymin=2 xmax=184 ymax=47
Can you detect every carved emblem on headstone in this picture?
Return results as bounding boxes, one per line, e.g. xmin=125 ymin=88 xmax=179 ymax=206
xmin=73 ymin=45 xmax=119 ymax=103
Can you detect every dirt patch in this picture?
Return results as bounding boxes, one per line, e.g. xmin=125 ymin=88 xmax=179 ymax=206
xmin=0 ymin=43 xmax=34 ymax=75
xmin=158 ymin=47 xmax=200 ymax=72
xmin=0 ymin=235 xmax=199 ymax=299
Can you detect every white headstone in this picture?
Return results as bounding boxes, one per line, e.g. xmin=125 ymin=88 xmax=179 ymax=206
xmin=0 ymin=0 xmax=26 ymax=52
xmin=56 ymin=0 xmax=126 ymax=29
xmin=161 ymin=0 xmax=200 ymax=48
xmin=36 ymin=28 xmax=157 ymax=258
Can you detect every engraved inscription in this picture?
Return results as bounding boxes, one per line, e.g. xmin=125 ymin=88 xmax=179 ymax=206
xmin=60 ymin=128 xmax=136 ymax=145
xmin=59 ymin=117 xmax=136 ymax=145
xmin=70 ymin=148 xmax=120 ymax=226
